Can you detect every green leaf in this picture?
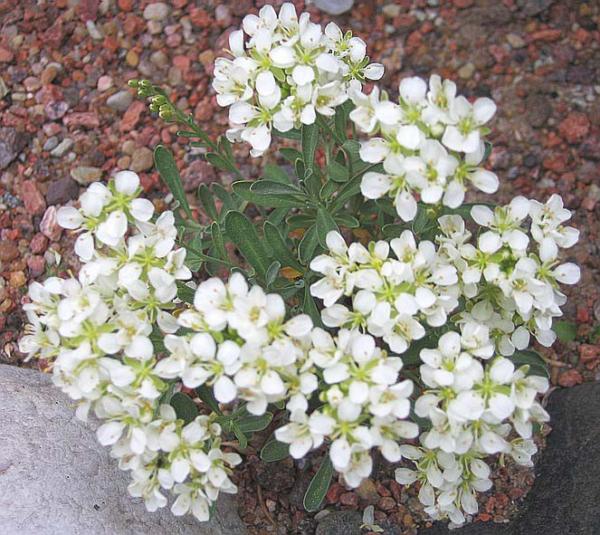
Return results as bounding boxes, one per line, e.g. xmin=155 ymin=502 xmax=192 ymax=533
xmin=225 ymin=211 xmax=270 ymax=278
xmin=154 ymin=145 xmax=193 ymax=218
xmin=176 ymin=281 xmax=195 ymax=304
xmin=287 ymin=214 xmax=316 ymax=231
xmin=197 ymin=185 xmax=218 ymax=221
xmin=303 ymin=455 xmax=333 ymax=512
xmin=233 ymin=181 xmax=303 ymax=209
xmin=327 ymin=160 xmax=349 ymax=183
xmin=316 ymin=207 xmax=339 ymax=248
xmin=232 ymin=422 xmax=248 ymax=449
xmin=301 ymin=123 xmax=319 ymax=173
xmin=303 ymin=283 xmax=323 ymax=328
xmin=510 ymin=350 xmax=549 ymax=378
xmin=266 ymin=261 xmax=281 ymax=286
xmin=213 ymin=184 xmax=241 ymax=213
xmin=298 ymin=225 xmax=319 ymax=265
xmin=264 ymin=222 xmax=304 ymax=272
xmin=263 ymin=164 xmax=291 ymax=183
xmin=149 ymin=325 xmax=167 ymax=353
xmin=260 ymin=436 xmax=290 ymax=462
xmin=553 ymin=320 xmax=578 ymax=343
xmin=334 ymin=101 xmax=352 ymax=143
xmin=334 ymin=213 xmax=359 ymax=228
xmin=211 ymin=222 xmax=227 ymax=261
xmin=236 ymin=411 xmax=273 ymax=434
xmin=274 ymin=128 xmax=301 ymax=140
xmin=196 ymin=384 xmax=222 ymax=415
xmin=251 ymin=180 xmax=305 ymax=197
xmin=170 ymin=392 xmax=198 ymax=425
xmin=206 ymin=152 xmax=231 ymax=171
xmin=280 ymin=147 xmax=303 ymax=163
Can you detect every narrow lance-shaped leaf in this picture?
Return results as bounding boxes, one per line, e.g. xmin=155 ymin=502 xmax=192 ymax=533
xmin=303 ymin=455 xmax=333 ymax=512
xmin=224 ymin=211 xmax=271 ymax=278
xmin=316 ymin=207 xmax=339 ymax=248
xmin=170 ymin=392 xmax=199 ymax=425
xmin=154 ymin=145 xmax=193 ymax=218
xmin=264 ymin=221 xmax=305 ymax=272
xmin=301 ymin=123 xmax=319 ymax=174
xmin=260 ymin=435 xmax=290 ymax=462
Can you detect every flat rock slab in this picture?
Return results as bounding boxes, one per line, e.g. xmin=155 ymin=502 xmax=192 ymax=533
xmin=0 ymin=364 xmax=246 ymax=535
xmin=419 ymin=382 xmax=600 ymax=535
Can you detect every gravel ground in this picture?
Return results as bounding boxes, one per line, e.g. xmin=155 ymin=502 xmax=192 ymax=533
xmin=0 ymin=0 xmax=598 ymax=533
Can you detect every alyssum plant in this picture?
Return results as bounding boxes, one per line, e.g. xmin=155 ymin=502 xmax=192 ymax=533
xmin=20 ymin=3 xmax=580 ymax=528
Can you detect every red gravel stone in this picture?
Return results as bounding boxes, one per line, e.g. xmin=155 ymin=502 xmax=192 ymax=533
xmin=27 ymin=255 xmax=46 ymax=277
xmin=326 ymin=483 xmax=344 ymax=504
xmin=339 ymin=492 xmax=358 ymax=507
xmin=30 ymin=233 xmax=48 ymax=254
xmin=0 ymin=47 xmax=14 ymax=63
xmin=119 ymin=101 xmax=145 ymax=132
xmin=63 ymin=112 xmax=100 ymax=128
xmin=21 ymin=180 xmax=46 ymax=215
xmin=377 ymin=496 xmax=396 ymax=512
xmin=558 ymin=113 xmax=590 ymax=144
xmin=558 ymin=369 xmax=584 ymax=387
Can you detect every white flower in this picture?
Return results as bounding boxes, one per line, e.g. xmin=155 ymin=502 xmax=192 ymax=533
xmin=442 ymin=96 xmax=496 ymax=153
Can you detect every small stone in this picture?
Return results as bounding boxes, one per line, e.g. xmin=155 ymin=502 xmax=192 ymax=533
xmin=150 ymin=50 xmax=169 ymax=68
xmin=143 ymin=2 xmax=169 ymax=21
xmin=44 ymin=101 xmax=69 ymax=121
xmin=46 ymin=177 xmax=79 ymax=205
xmin=356 ymin=479 xmax=380 ymax=505
xmin=326 ymin=483 xmax=345 ymax=504
xmin=526 ymin=94 xmax=551 ymax=128
xmin=63 ymin=112 xmax=100 ymax=129
xmin=181 ymin=160 xmax=217 ymax=192
xmin=30 ymin=233 xmax=49 ymax=255
xmin=458 ymin=62 xmax=475 ymax=79
xmin=86 ymin=20 xmax=103 ymax=40
xmin=97 ymin=75 xmax=113 ymax=92
xmin=506 ymin=33 xmax=526 ymax=48
xmin=167 ymin=66 xmax=182 ymax=86
xmin=377 ymin=496 xmax=396 ymax=512
xmin=316 ymin=510 xmax=362 ymax=535
xmin=382 ymin=4 xmax=402 ymax=18
xmin=0 ymin=47 xmax=14 ymax=63
xmin=23 ymin=76 xmax=41 ymax=92
xmin=339 ymin=492 xmax=358 ymax=507
xmin=0 ymin=76 xmax=8 ymax=98
xmin=558 ymin=369 xmax=583 ymax=387
xmin=27 ymin=255 xmax=46 ymax=277
xmin=125 ymin=49 xmax=139 ymax=67
xmin=314 ymin=0 xmax=354 ymax=16
xmin=41 ymin=64 xmax=61 ymax=85
xmin=0 ymin=127 xmax=32 ymax=170
xmin=120 ymin=100 xmax=145 ymax=132
xmin=118 ymin=0 xmax=134 ymax=11
xmin=9 ymin=271 xmax=27 ymax=288
xmin=71 ymin=166 xmax=102 ymax=185
xmin=130 ymin=147 xmax=154 ymax=173
xmin=50 ymin=138 xmax=74 ymax=158
xmin=0 ymin=242 xmax=19 ymax=262
xmin=40 ymin=206 xmax=62 ymax=241
xmin=21 ymin=180 xmax=46 ymax=215
xmin=43 ymin=136 xmax=59 ymax=152
xmin=106 ymin=90 xmax=133 ymax=112
xmin=558 ymin=112 xmax=590 ymax=144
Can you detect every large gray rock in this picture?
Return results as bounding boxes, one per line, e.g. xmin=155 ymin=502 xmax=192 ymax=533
xmin=419 ymin=382 xmax=600 ymax=535
xmin=0 ymin=365 xmax=246 ymax=535
xmin=0 ymin=127 xmax=31 ymax=170
xmin=314 ymin=0 xmax=354 ymax=16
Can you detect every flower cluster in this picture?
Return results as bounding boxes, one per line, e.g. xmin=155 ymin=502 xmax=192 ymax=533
xmin=395 ymin=328 xmax=550 ymax=525
xmin=155 ymin=272 xmax=315 ymax=415
xmin=275 ymin=328 xmax=418 ymax=487
xmin=310 ymin=192 xmax=579 ymax=522
xmin=309 ymin=230 xmax=460 ymax=354
xmin=213 ymin=3 xmax=383 ymax=156
xmin=19 ymin=173 xmax=241 ymax=522
xmin=351 ymin=75 xmax=499 ymax=220
xmin=436 ymin=194 xmax=580 ymax=353
xmin=158 ymin=275 xmax=418 ymax=488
